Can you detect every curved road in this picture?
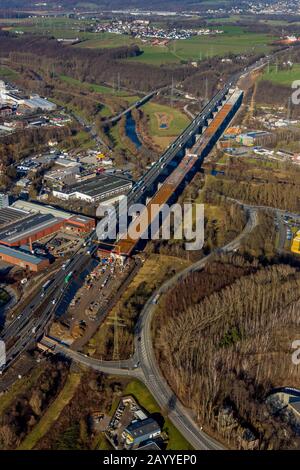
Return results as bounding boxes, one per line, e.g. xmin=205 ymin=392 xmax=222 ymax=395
xmin=56 ymin=207 xmax=258 ymax=450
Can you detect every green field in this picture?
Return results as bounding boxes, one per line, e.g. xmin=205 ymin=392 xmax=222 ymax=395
xmin=123 ymin=380 xmax=193 ymax=450
xmin=4 ymin=17 xmax=98 ymax=40
xmin=1 ymin=15 xmax=278 ymax=66
xmin=60 ymin=74 xmax=128 ymax=97
xmin=167 ymin=31 xmax=275 ymax=62
xmin=77 ymin=32 xmax=137 ymax=49
xmin=142 ymin=101 xmax=190 ymax=144
xmin=0 ymin=66 xmax=19 ymax=80
xmin=262 ymin=64 xmax=300 ymax=86
xmin=78 ymin=27 xmax=276 ymax=65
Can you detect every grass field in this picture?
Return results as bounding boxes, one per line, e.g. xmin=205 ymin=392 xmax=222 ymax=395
xmin=261 ymin=64 xmax=300 ymax=86
xmin=0 ymin=366 xmax=44 ymax=417
xmin=167 ymin=31 xmax=275 ymax=62
xmin=18 ymin=373 xmax=81 ymax=450
xmin=5 ymin=17 xmax=98 ymax=40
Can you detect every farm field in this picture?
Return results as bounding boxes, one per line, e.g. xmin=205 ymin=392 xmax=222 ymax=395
xmin=261 ymin=64 xmax=300 ymax=86
xmin=2 ymin=17 xmax=98 ymax=40
xmin=167 ymin=31 xmax=276 ymax=62
xmin=142 ymin=101 xmax=190 ymax=147
xmin=78 ymin=26 xmax=277 ymax=65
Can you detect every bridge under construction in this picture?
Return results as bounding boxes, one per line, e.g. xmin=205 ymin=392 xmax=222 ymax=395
xmin=113 ymin=88 xmax=243 ymax=257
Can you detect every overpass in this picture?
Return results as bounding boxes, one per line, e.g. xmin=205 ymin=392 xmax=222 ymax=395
xmin=102 ymin=89 xmax=159 ymax=125
xmin=114 ymin=88 xmax=243 ymax=257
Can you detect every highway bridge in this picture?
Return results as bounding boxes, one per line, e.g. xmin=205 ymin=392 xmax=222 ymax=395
xmin=114 ymin=88 xmax=243 ymax=256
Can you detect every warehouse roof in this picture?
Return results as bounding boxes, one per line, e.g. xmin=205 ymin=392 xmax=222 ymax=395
xmin=0 ymin=213 xmax=63 ymax=244
xmin=13 ymin=200 xmax=73 ymax=219
xmin=0 ymin=207 xmax=29 ymax=227
xmin=63 ymin=175 xmax=132 ymax=198
xmin=68 ymin=215 xmax=94 ymax=226
xmin=125 ymin=418 xmax=160 ymax=439
xmin=24 ymin=97 xmax=56 ymax=110
xmin=12 ymin=200 xmax=94 ymax=225
xmin=0 ymin=244 xmax=45 ymax=265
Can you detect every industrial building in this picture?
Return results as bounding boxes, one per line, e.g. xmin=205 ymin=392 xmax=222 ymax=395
xmin=44 ymin=166 xmax=80 ymax=186
xmin=0 ymin=245 xmax=49 ymax=272
xmin=236 ymin=131 xmax=270 ymax=147
xmin=0 ymin=210 xmax=94 ymax=247
xmin=123 ymin=417 xmax=161 ymax=448
xmin=52 ymin=174 xmax=132 ymax=203
xmin=0 ymin=193 xmax=9 ymax=209
xmin=0 ymin=213 xmax=65 ymax=247
xmin=23 ymin=95 xmax=57 ymax=112
xmin=0 ymin=201 xmax=95 ymax=272
xmin=12 ymin=200 xmax=95 ymax=233
xmin=0 ymin=206 xmax=29 ymax=228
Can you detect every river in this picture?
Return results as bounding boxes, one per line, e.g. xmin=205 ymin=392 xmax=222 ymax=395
xmin=125 ymin=112 xmax=142 ymax=148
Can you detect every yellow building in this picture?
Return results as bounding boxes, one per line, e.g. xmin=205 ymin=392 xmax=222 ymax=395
xmin=291 ymin=231 xmax=300 ymax=255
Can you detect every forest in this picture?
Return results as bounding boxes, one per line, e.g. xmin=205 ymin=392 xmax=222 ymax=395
xmin=202 ymin=158 xmax=300 ymax=213
xmin=153 ymin=257 xmax=300 ymax=449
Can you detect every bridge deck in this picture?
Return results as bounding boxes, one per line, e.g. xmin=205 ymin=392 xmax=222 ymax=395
xmin=114 ymin=89 xmax=243 ymax=257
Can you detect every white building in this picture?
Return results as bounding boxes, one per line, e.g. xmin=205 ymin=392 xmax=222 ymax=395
xmin=0 ymin=193 xmax=9 ymax=208
xmin=0 ymin=340 xmax=6 ymax=369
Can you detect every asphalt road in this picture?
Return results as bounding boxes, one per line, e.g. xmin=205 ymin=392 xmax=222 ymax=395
xmin=0 ymin=49 xmax=285 ymax=437
xmin=0 ymin=241 xmax=96 ymax=372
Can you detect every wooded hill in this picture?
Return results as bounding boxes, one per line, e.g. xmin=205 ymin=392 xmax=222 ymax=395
xmin=154 ymin=257 xmax=300 ymax=449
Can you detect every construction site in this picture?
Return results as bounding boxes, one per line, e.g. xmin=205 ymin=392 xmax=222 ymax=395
xmin=114 ymin=88 xmax=243 ymax=257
